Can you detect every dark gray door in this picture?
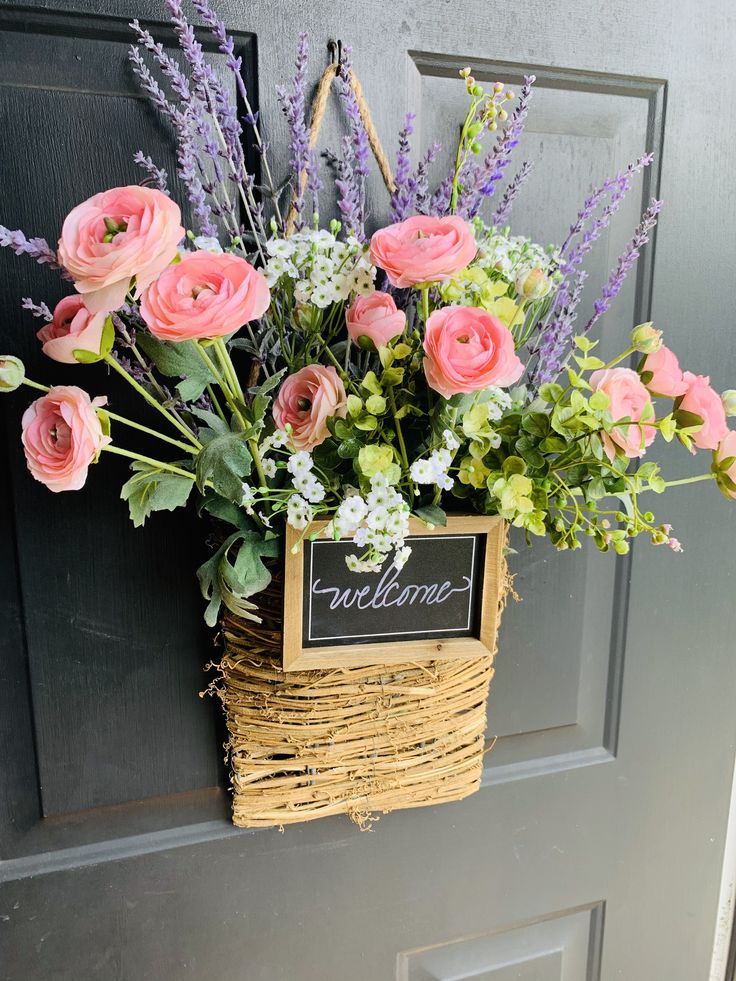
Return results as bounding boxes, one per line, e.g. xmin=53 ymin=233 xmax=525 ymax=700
xmin=2 ymin=1 xmax=735 ymax=978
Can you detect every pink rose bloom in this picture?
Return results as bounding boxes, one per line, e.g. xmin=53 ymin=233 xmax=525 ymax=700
xmin=369 ymin=215 xmax=477 ymax=288
xmin=642 ymin=344 xmax=688 ymax=397
xmin=21 ymin=386 xmax=109 ymax=492
xmin=36 ymin=295 xmax=107 ymax=364
xmin=715 ymin=431 xmax=736 ymax=499
xmin=590 ymin=367 xmax=656 ymax=461
xmin=273 ymin=365 xmax=347 ymax=451
xmin=679 ymin=372 xmax=728 ymax=451
xmin=140 ymin=251 xmax=270 ymax=342
xmin=57 ymin=186 xmax=184 ymax=314
xmin=422 ymin=306 xmax=523 ymax=398
xmin=345 ymin=292 xmax=406 ymax=348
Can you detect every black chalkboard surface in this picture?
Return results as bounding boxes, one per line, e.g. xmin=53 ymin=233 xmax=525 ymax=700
xmin=303 ymin=534 xmax=484 ymax=647
xmin=283 ymin=515 xmax=505 ymax=670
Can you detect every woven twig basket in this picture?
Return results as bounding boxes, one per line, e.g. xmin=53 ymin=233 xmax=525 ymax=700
xmin=207 ymin=558 xmax=508 ymax=829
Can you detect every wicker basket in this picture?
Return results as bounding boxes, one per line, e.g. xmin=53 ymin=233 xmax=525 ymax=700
xmin=207 ymin=560 xmax=508 ymax=829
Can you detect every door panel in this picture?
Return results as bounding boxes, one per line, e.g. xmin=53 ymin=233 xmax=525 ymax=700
xmin=1 ymin=1 xmax=735 ymax=979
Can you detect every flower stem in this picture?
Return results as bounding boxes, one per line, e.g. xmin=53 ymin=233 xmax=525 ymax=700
xmin=388 ymin=387 xmax=413 ymax=504
xmin=661 ymin=473 xmax=717 ymax=489
xmin=102 ymin=443 xmax=196 ymax=480
xmin=103 ymin=354 xmax=202 ymax=450
xmin=21 ymin=378 xmax=50 ymax=393
xmin=605 ymin=346 xmax=636 ymax=369
xmin=421 ymin=286 xmax=430 ymax=326
xmin=103 ymin=410 xmax=198 ymax=455
xmin=213 ymin=337 xmax=245 ymax=403
xmin=194 ymin=343 xmax=243 ymax=422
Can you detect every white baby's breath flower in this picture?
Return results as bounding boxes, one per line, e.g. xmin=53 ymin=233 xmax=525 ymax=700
xmin=305 ymin=482 xmax=325 ymax=504
xmin=262 ymin=458 xmax=277 ymax=479
xmin=241 ymin=483 xmax=256 ymax=514
xmin=311 ymin=284 xmax=336 ymax=308
xmin=432 ymin=448 xmax=453 ymax=470
xmin=410 ymin=459 xmax=434 ymax=483
xmin=366 ymin=506 xmax=390 ymax=531
xmin=286 ymin=494 xmax=313 ymax=531
xmin=443 ymin=429 xmax=461 ymax=451
xmin=266 ymin=237 xmax=295 ymax=258
xmin=353 ymin=527 xmax=370 ymax=547
xmin=269 ymin=429 xmax=289 ymax=449
xmin=393 ymin=546 xmax=412 ymax=571
xmin=287 ymin=451 xmax=313 ymax=476
xmin=366 ymin=487 xmax=390 ymax=509
xmin=338 ymin=495 xmax=368 ymax=526
xmin=193 ymin=235 xmax=223 ymax=253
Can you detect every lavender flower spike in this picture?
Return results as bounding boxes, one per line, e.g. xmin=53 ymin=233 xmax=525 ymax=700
xmin=276 ymin=33 xmax=317 ymax=229
xmin=1 ymin=226 xmax=59 ymax=267
xmin=492 ymin=161 xmax=532 ymax=227
xmin=390 ymin=113 xmax=415 ymax=222
xmin=133 ymin=151 xmax=169 ymax=194
xmin=21 ymin=297 xmax=53 ymax=321
xmin=582 ymin=198 xmax=662 ymax=335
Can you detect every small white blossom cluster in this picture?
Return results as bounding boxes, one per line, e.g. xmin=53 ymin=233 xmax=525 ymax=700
xmin=263 ymin=230 xmax=376 ymax=308
xmin=475 ymin=224 xmax=562 ymax=282
xmin=484 ymin=387 xmax=514 ymax=421
xmin=324 ymin=473 xmax=412 ymax=573
xmin=409 ymin=430 xmax=460 ymax=491
xmin=286 ymin=451 xmax=325 ymax=505
xmin=240 ymin=429 xmax=290 ymax=517
xmin=284 ymin=452 xmax=326 ymax=531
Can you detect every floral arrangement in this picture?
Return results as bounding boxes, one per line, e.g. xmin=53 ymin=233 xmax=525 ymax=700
xmin=2 ymin=1 xmax=735 ymax=629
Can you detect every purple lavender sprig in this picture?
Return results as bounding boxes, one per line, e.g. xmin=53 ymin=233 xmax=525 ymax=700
xmin=582 ymin=198 xmax=662 ymax=335
xmin=189 ymin=0 xmax=282 ymax=224
xmin=1 ymin=227 xmax=59 ymax=266
xmin=277 ymin=34 xmax=319 ymax=229
xmin=390 ymin=113 xmax=415 ymax=221
xmin=528 ymin=271 xmax=588 ymax=388
xmin=0 ymin=226 xmax=69 ymax=278
xmin=133 ymin=151 xmax=169 ymax=194
xmin=561 ymin=153 xmax=654 ymax=273
xmin=492 ymin=161 xmax=532 ymax=227
xmin=324 ymin=142 xmax=363 ymax=239
xmin=21 ymin=297 xmax=53 ymax=321
xmin=335 ymin=49 xmax=370 ymax=238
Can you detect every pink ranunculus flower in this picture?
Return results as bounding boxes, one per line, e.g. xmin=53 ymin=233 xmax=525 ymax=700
xmin=21 ymin=386 xmax=109 ymax=492
xmin=589 ymin=367 xmax=656 ymax=461
xmin=273 ymin=365 xmax=347 ymax=451
xmin=36 ymin=295 xmax=108 ymax=364
xmin=642 ymin=344 xmax=688 ymax=398
xmin=679 ymin=372 xmax=728 ymax=451
xmin=422 ymin=305 xmax=523 ymax=398
xmin=345 ymin=292 xmax=406 ymax=348
xmin=715 ymin=431 xmax=736 ymax=499
xmin=57 ymin=186 xmax=184 ymax=314
xmin=368 ymin=215 xmax=477 ymax=288
xmin=140 ymin=251 xmax=270 ymax=342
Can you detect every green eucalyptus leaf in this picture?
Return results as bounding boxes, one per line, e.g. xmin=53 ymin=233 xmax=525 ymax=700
xmin=195 ymin=431 xmax=252 ymax=501
xmin=120 ymin=461 xmax=194 ymax=528
xmin=137 ymin=333 xmax=215 ymax=402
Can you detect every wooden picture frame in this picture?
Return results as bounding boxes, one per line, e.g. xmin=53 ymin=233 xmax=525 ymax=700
xmin=283 ymin=515 xmax=506 ymax=670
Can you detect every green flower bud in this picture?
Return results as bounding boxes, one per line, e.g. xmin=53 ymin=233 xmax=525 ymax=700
xmin=515 ymin=266 xmax=551 ymax=301
xmin=631 ymin=322 xmax=663 ymax=354
xmin=721 ymin=390 xmax=736 ymax=417
xmin=0 ymin=355 xmax=25 ymax=392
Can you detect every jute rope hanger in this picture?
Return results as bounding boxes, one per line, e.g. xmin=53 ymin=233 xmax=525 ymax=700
xmin=284 ymin=40 xmax=397 ymax=236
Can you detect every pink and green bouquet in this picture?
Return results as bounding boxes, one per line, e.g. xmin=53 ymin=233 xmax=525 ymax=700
xmin=2 ymin=1 xmax=735 ymax=626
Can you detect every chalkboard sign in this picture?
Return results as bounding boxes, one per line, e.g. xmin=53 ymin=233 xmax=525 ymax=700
xmin=283 ymin=515 xmax=505 ymax=670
